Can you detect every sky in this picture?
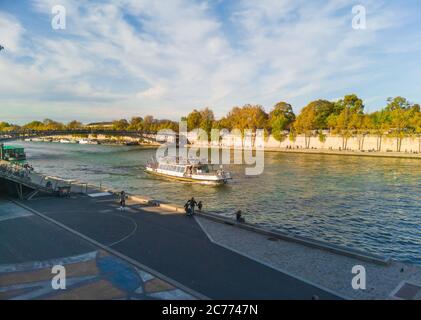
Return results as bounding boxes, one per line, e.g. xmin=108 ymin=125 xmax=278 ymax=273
xmin=0 ymin=0 xmax=420 ymax=124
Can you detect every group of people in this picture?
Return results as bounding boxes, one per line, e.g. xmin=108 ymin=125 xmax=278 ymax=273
xmin=118 ymin=192 xmax=244 ymax=224
xmin=184 ymin=197 xmax=202 ymax=216
xmin=0 ymin=162 xmax=33 ymax=180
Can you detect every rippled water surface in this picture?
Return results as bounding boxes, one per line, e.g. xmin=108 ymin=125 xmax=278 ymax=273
xmin=19 ymin=142 xmax=421 ymax=264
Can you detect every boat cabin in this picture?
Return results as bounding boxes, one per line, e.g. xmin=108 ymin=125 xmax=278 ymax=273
xmin=0 ymin=144 xmax=27 ymax=161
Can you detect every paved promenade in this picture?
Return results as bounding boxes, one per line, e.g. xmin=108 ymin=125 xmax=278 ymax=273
xmin=0 ymin=199 xmax=197 ymax=300
xmin=196 ymin=217 xmax=421 ymax=300
xmin=0 ymin=194 xmax=339 ymax=300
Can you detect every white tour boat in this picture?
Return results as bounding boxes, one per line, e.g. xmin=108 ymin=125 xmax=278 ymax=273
xmin=79 ymin=139 xmax=99 ymax=145
xmin=145 ymin=156 xmax=232 ymax=185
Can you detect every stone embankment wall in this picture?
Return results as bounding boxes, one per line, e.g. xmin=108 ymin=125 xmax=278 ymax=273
xmin=265 ymin=135 xmax=420 ymax=153
xmin=191 ymin=134 xmax=420 ymax=153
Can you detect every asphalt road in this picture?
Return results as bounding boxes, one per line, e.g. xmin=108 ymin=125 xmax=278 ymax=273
xmin=13 ymin=194 xmax=340 ymax=300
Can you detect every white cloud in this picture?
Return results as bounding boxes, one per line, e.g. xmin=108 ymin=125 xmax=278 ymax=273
xmin=0 ymin=13 xmax=24 ymax=52
xmin=0 ymin=0 xmax=419 ymax=122
xmin=136 ymin=85 xmax=167 ymax=99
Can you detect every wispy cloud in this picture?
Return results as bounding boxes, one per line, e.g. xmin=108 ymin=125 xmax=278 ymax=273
xmin=0 ymin=0 xmax=420 ymax=123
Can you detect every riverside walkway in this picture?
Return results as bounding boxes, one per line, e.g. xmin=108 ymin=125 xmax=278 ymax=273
xmin=0 ymin=193 xmax=339 ymax=300
xmin=0 ymin=198 xmax=198 ymax=300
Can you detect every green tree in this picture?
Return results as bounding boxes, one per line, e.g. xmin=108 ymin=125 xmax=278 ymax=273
xmin=23 ymin=121 xmax=44 ymax=131
xmin=142 ymin=115 xmax=154 ymax=132
xmin=385 ymin=96 xmax=412 ymax=111
xmin=42 ymin=119 xmax=65 ymax=131
xmin=369 ymin=110 xmax=389 ymax=151
xmin=294 ymin=100 xmax=334 ymax=148
xmin=67 ymin=120 xmax=83 ymax=130
xmin=412 ymin=112 xmax=421 ymax=152
xmin=294 ymin=103 xmax=317 ymax=148
xmin=269 ymin=102 xmax=295 ymax=141
xmin=385 ymin=97 xmax=414 ymax=151
xmin=0 ymin=122 xmax=11 ymax=131
xmin=186 ymin=109 xmax=202 ymax=131
xmin=128 ymin=117 xmax=144 ymax=131
xmin=224 ymin=105 xmax=268 ymax=134
xmin=199 ymin=108 xmax=215 ymax=139
xmin=112 ymin=119 xmax=129 ymax=131
xmin=330 ymin=94 xmax=365 ymax=149
xmin=312 ymin=100 xmax=336 ymax=129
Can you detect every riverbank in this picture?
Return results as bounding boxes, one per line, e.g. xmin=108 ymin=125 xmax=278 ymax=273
xmin=188 ymin=143 xmax=421 ymax=159
xmin=265 ymin=147 xmax=421 ymax=159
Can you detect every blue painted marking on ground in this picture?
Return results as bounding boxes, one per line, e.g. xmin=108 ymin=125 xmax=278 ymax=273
xmin=97 ymin=256 xmax=141 ymax=292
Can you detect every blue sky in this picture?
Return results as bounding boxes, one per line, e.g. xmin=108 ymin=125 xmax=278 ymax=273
xmin=0 ymin=0 xmax=420 ymax=124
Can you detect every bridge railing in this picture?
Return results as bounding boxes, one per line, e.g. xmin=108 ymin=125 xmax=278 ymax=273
xmin=2 ymin=129 xmax=158 ymax=136
xmin=0 ymin=162 xmax=95 ymax=195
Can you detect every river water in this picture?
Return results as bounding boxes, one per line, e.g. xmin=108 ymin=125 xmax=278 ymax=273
xmin=17 ymin=141 xmax=421 ymax=265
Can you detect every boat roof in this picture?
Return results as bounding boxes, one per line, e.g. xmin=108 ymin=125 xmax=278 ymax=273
xmin=157 ymin=156 xmax=208 ymax=166
xmin=2 ymin=145 xmax=24 ymax=150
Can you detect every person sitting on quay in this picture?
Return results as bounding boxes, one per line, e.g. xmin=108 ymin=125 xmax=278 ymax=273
xmin=236 ymin=210 xmax=245 ymax=223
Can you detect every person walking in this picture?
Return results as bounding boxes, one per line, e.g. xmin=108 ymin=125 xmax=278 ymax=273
xmin=189 ymin=197 xmax=197 ymax=215
xmin=198 ymin=201 xmax=203 ymax=212
xmin=184 ymin=200 xmax=191 ymax=216
xmin=119 ymin=191 xmax=126 ymax=211
xmin=236 ymin=210 xmax=243 ymax=223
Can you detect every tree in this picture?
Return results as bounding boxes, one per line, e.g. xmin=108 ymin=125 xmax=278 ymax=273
xmin=0 ymin=122 xmax=20 ymax=132
xmin=385 ymin=97 xmax=414 ymax=151
xmin=142 ymin=115 xmax=154 ymax=132
xmin=199 ymin=108 xmax=215 ymax=139
xmin=311 ymin=100 xmax=336 ymax=130
xmin=385 ymin=96 xmax=412 ymax=111
xmin=294 ymin=100 xmax=334 ymax=148
xmin=23 ymin=121 xmax=44 ymax=131
xmin=294 ymin=103 xmax=317 ymax=148
xmin=129 ymin=117 xmax=144 ymax=131
xmin=0 ymin=122 xmax=10 ymax=131
xmin=350 ymin=113 xmax=371 ymax=150
xmin=412 ymin=112 xmax=421 ymax=152
xmin=186 ymin=109 xmax=202 ymax=131
xmin=112 ymin=119 xmax=129 ymax=131
xmin=224 ymin=105 xmax=268 ymax=133
xmin=42 ymin=119 xmax=65 ymax=131
xmin=269 ymin=102 xmax=295 ymax=141
xmin=67 ymin=120 xmax=83 ymax=130
xmin=369 ymin=110 xmax=389 ymax=151
xmin=330 ymin=94 xmax=365 ymax=149
xmin=215 ymin=117 xmax=232 ymax=130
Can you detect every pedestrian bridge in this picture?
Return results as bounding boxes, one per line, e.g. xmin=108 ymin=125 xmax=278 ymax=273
xmin=0 ymin=129 xmax=162 ymax=142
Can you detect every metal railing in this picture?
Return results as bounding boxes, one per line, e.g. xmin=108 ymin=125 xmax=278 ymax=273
xmin=0 ymin=162 xmax=91 ymax=195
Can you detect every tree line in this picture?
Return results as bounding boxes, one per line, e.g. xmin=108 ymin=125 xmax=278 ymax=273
xmin=1 ymin=94 xmax=420 ymax=151
xmin=183 ymin=95 xmax=420 ymax=152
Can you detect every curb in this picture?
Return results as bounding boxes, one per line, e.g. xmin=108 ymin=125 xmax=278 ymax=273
xmin=195 ymin=212 xmax=391 ymax=266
